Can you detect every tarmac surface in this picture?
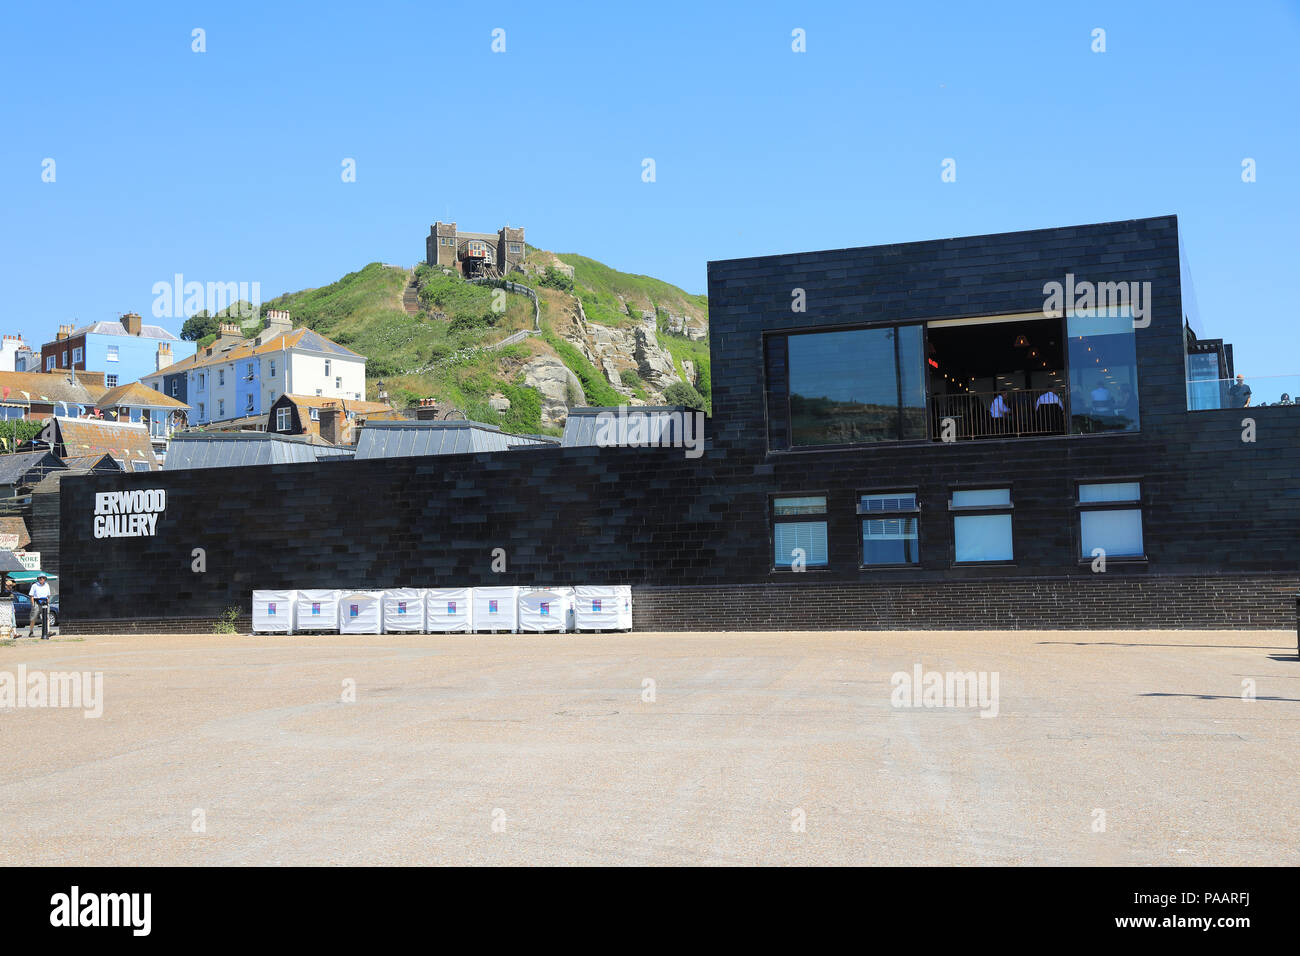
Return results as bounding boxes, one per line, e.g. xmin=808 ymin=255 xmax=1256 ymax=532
xmin=1 ymin=629 xmax=1296 ymax=866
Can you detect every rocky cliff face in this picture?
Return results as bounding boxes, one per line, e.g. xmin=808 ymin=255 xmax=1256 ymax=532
xmin=553 ymin=299 xmax=691 ymax=407
xmin=523 ymin=356 xmax=584 ymax=428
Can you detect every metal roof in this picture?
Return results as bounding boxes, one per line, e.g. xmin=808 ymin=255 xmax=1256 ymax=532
xmin=352 ymin=420 xmax=555 ymax=460
xmin=561 ymin=406 xmax=695 ymax=448
xmin=0 ymin=451 xmax=65 ymax=487
xmin=163 ymin=432 xmax=353 ymax=470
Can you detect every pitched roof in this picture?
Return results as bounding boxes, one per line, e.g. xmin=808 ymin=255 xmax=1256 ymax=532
xmin=53 ymin=417 xmax=158 ymax=468
xmin=0 ymin=450 xmax=65 ymax=487
xmin=0 ymin=371 xmax=102 ymax=408
xmin=63 ymin=454 xmax=124 ymax=474
xmin=185 ymin=327 xmax=363 ymax=373
xmin=164 ymin=432 xmax=353 ymax=470
xmin=68 ymin=320 xmax=180 ymax=341
xmin=281 ymin=394 xmax=389 ymax=414
xmin=96 ymin=381 xmax=189 ymax=410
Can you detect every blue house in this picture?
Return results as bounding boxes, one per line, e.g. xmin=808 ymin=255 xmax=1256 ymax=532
xmin=41 ymin=313 xmax=195 ymax=389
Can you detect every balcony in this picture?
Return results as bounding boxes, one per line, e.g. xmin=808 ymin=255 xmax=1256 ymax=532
xmin=930 ymin=387 xmax=1067 ymax=440
xmin=1187 ymin=374 xmax=1300 ymax=411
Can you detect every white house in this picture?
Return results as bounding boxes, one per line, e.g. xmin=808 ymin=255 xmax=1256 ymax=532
xmin=140 ymin=311 xmax=366 ymax=427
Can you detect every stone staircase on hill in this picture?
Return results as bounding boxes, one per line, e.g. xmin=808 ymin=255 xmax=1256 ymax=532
xmin=401 ymin=274 xmax=420 ymax=317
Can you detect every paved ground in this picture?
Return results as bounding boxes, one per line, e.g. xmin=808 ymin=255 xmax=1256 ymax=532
xmin=1 ymin=629 xmax=1296 ymax=866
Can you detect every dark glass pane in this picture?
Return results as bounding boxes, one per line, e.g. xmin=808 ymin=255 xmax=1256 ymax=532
xmin=788 ymin=328 xmax=900 ymax=445
xmin=862 ymin=517 xmax=919 ymax=565
xmin=1067 ymin=312 xmax=1139 ymax=434
xmin=897 ymin=325 xmax=927 ymax=439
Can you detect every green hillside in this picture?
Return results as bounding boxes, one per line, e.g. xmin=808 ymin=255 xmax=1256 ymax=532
xmin=248 ymin=251 xmax=709 ymax=435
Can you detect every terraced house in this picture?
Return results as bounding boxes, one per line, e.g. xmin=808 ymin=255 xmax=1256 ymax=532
xmin=140 ymin=311 xmax=366 ymax=428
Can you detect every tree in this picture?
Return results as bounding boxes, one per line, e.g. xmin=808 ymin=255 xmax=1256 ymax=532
xmin=181 ymin=311 xmax=219 ymax=341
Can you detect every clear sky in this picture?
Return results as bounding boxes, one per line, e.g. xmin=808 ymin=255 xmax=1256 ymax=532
xmin=3 ymin=1 xmax=1297 ymax=378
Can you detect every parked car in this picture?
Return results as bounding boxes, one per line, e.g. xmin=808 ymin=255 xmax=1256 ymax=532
xmin=10 ymin=590 xmax=58 ymax=629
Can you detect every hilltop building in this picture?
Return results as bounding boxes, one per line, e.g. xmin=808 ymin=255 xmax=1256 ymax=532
xmin=426 ymin=222 xmax=526 ymax=278
xmin=38 ymin=314 xmax=195 ymax=388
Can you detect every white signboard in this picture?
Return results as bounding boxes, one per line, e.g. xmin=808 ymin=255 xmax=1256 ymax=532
xmin=14 ymin=551 xmax=40 ymax=571
xmin=0 ymin=534 xmax=19 ymax=550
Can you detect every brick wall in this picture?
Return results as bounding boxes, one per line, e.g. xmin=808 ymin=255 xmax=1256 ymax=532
xmin=57 ymin=217 xmax=1300 ymax=632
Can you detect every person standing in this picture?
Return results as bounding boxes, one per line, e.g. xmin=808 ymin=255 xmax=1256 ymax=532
xmin=28 ymin=574 xmax=52 ymax=639
xmin=1228 ymin=374 xmax=1252 ymax=408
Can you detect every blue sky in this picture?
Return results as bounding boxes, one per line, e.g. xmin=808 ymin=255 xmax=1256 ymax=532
xmin=3 ymin=1 xmax=1297 ymax=378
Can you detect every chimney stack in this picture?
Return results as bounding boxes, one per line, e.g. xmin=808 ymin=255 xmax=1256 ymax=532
xmin=318 ymin=406 xmax=343 ymax=445
xmin=415 ymin=397 xmax=440 ymax=421
xmin=121 ymin=312 xmax=143 ymax=336
xmin=265 ymin=309 xmax=291 ymax=334
xmin=156 ymin=342 xmax=173 ymax=371
xmin=56 ymin=324 xmax=73 ymax=341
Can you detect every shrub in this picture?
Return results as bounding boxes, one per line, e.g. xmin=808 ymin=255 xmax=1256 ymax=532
xmin=214 ymin=606 xmax=241 ymax=635
xmin=538 ymin=266 xmax=574 ymax=292
xmin=663 ymin=381 xmax=707 ymax=411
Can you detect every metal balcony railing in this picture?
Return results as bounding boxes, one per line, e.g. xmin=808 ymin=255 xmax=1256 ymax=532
xmin=930 ymin=387 xmax=1068 ymax=440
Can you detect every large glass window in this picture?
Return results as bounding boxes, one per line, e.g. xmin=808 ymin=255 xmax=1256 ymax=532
xmin=859 ymin=492 xmax=919 ymax=565
xmin=1067 ymin=310 xmax=1139 ymax=433
xmin=785 ymin=325 xmax=925 ymax=446
xmin=1078 ymin=482 xmax=1144 ymax=559
xmin=772 ymin=495 xmax=828 ymax=570
xmin=950 ymin=488 xmax=1013 ymax=563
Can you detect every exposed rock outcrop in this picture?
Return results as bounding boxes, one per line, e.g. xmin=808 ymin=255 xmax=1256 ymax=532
xmin=523 ymin=356 xmax=583 ymax=427
xmin=634 ymin=324 xmax=681 ymax=391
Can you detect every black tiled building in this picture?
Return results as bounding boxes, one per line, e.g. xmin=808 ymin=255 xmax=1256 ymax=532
xmin=59 ymin=216 xmax=1300 ymax=631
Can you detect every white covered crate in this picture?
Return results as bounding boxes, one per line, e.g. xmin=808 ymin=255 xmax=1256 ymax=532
xmin=519 ymin=588 xmax=570 ymax=633
xmin=339 ymin=591 xmax=384 ymax=634
xmin=383 ymin=588 xmax=426 ymax=632
xmin=472 ymin=586 xmax=519 ymax=633
xmin=295 ymin=589 xmax=341 ymax=632
xmin=426 ymin=587 xmax=473 ymax=633
xmin=574 ymin=585 xmax=632 ymax=631
xmin=252 ymin=590 xmax=296 ymax=634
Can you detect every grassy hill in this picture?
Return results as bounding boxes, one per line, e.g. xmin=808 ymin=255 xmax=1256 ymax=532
xmin=250 ymin=251 xmax=709 ymax=435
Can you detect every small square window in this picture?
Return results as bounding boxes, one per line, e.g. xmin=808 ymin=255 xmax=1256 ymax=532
xmin=858 ymin=492 xmax=919 ymax=566
xmin=106 ymin=374 xmax=117 ymax=388
xmin=773 ymin=495 xmax=828 ymax=570
xmin=950 ymin=488 xmax=1014 ymax=563
xmin=1078 ymin=482 xmax=1144 ymax=560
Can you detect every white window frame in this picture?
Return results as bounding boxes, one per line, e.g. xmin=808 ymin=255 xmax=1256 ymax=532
xmin=276 ymin=407 xmax=291 ymax=432
xmin=106 ymin=345 xmax=119 ymax=362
